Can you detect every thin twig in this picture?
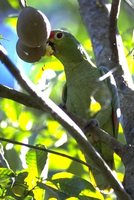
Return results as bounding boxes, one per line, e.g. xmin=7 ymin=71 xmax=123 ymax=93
xmin=0 ymin=137 xmax=90 ymax=168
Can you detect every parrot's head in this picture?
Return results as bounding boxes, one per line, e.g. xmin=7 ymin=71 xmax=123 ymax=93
xmin=46 ymin=29 xmax=89 ymax=63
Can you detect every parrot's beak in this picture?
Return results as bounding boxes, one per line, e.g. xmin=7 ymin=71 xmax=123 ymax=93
xmin=45 ymin=31 xmax=57 ymax=56
xmin=45 ymin=41 xmax=55 ymax=56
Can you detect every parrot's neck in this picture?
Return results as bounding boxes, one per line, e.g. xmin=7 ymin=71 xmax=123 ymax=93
xmin=63 ymin=58 xmax=96 ymax=82
xmin=54 ymin=43 xmax=94 ymax=64
xmin=55 ymin=44 xmax=96 ymax=79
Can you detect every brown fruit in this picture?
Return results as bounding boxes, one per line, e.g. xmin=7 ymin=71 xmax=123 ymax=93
xmin=17 ymin=6 xmax=51 ymax=47
xmin=16 ymin=39 xmax=46 ymax=63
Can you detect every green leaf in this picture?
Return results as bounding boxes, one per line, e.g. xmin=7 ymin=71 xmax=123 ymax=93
xmin=0 ymin=168 xmax=15 ymax=187
xmin=7 ymin=0 xmax=20 ymax=9
xmin=11 ymin=171 xmax=29 ymax=197
xmin=44 ymin=172 xmax=104 ymax=199
xmin=26 ymin=145 xmax=48 ymax=177
xmin=18 ymin=111 xmax=34 ymax=130
xmin=1 ymin=99 xmax=21 ymax=122
xmin=14 ymin=171 xmax=28 ymax=184
xmin=12 ymin=183 xmax=28 ymax=197
xmin=37 ymin=181 xmax=69 ymax=200
xmin=4 ymin=196 xmax=16 ymax=200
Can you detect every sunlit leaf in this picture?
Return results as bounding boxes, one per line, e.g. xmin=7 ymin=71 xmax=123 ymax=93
xmin=30 ymin=57 xmax=64 ymax=83
xmin=49 ymin=149 xmax=71 ymax=171
xmin=4 ymin=16 xmax=18 ymax=30
xmin=114 ymin=153 xmax=125 ymax=172
xmin=37 ymin=181 xmax=71 ymax=199
xmin=44 ymin=172 xmax=104 ymax=199
xmin=7 ymin=0 xmax=20 ymax=9
xmin=1 ymin=99 xmax=21 ymax=122
xmin=26 ymin=145 xmax=48 ymax=177
xmin=19 ymin=111 xmax=34 ymax=130
xmin=32 ymin=187 xmax=45 ymax=200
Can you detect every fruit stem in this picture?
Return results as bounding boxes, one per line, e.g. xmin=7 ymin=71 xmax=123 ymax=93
xmin=18 ymin=0 xmax=27 ymax=9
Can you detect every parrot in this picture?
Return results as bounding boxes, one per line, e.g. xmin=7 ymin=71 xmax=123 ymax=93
xmin=46 ymin=29 xmax=120 ymax=189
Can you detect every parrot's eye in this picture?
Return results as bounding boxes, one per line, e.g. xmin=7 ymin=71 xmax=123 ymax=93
xmin=55 ymin=32 xmax=64 ymax=40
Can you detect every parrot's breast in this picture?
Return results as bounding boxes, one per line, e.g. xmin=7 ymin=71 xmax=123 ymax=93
xmin=64 ymin=60 xmax=112 ymax=121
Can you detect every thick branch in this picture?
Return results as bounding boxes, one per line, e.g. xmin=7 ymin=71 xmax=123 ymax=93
xmin=109 ymin=0 xmax=134 ymax=145
xmin=0 ymin=84 xmax=124 ymax=157
xmin=109 ymin=0 xmax=121 ymax=64
xmin=78 ymin=0 xmax=112 ymax=69
xmin=0 ymin=45 xmax=130 ymax=199
xmin=78 ymin=0 xmax=134 ymax=198
xmin=0 ymin=84 xmax=41 ymax=109
xmin=78 ymin=0 xmax=133 ymax=87
xmin=0 ymin=84 xmax=125 ymax=158
xmin=109 ymin=0 xmax=134 ymax=146
xmin=85 ymin=123 xmax=124 ymax=158
xmin=78 ymin=0 xmax=134 ymax=146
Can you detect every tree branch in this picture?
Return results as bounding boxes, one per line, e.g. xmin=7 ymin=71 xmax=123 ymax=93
xmin=0 ymin=84 xmax=125 ymax=157
xmin=78 ymin=0 xmax=112 ymax=69
xmin=78 ymin=0 xmax=133 ymax=87
xmin=78 ymin=0 xmax=134 ymax=198
xmin=0 ymin=44 xmax=131 ymax=199
xmin=0 ymin=137 xmax=90 ymax=169
xmin=109 ymin=0 xmax=121 ymax=65
xmin=85 ymin=123 xmax=124 ymax=158
xmin=0 ymin=83 xmax=125 ymax=156
xmin=78 ymin=0 xmax=134 ymax=145
xmin=109 ymin=0 xmax=134 ymax=145
xmin=0 ymin=84 xmax=41 ymax=109
xmin=109 ymin=0 xmax=132 ymax=82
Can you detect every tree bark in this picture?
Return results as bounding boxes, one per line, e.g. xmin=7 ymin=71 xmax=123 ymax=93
xmin=78 ymin=0 xmax=134 ymax=198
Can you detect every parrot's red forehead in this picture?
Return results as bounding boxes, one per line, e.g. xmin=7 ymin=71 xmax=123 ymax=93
xmin=50 ymin=31 xmax=55 ymax=39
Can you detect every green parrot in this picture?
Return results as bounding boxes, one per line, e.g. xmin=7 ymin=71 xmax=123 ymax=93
xmin=46 ymin=29 xmax=120 ymax=189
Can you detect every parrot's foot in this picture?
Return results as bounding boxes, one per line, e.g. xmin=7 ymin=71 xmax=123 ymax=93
xmin=85 ymin=119 xmax=99 ymax=130
xmin=84 ymin=119 xmax=100 ymax=143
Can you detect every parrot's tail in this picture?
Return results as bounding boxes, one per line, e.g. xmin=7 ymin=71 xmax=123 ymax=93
xmin=91 ymin=167 xmax=111 ymax=190
xmin=86 ymin=142 xmax=114 ymax=190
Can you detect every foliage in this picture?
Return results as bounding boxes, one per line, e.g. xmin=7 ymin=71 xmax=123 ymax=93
xmin=0 ymin=0 xmax=133 ymax=199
